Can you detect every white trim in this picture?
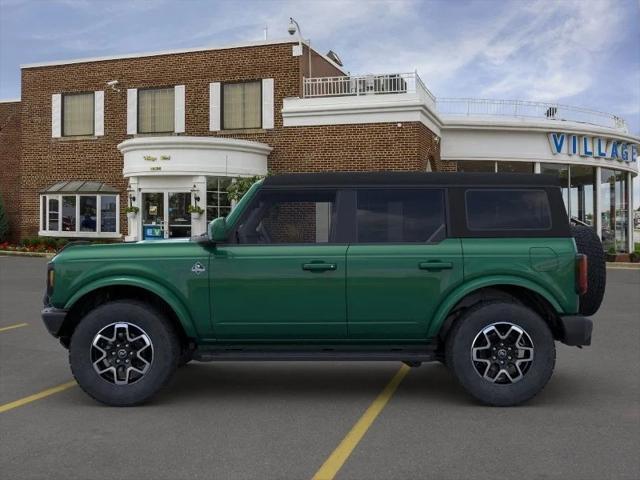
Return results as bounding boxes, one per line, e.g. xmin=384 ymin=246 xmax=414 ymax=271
xmin=209 ymin=82 xmax=221 ymax=131
xmin=127 ymin=89 xmax=137 ymax=135
xmin=0 ymin=98 xmax=20 ymax=103
xmin=282 ymin=94 xmax=442 ymax=135
xmin=21 ymin=38 xmax=300 ymax=68
xmin=38 ymin=231 xmax=122 ymax=239
xmin=94 ymin=90 xmax=104 ymax=136
xmin=174 ymin=85 xmax=186 ymax=133
xmin=51 ymin=94 xmax=61 ymax=138
xmin=118 ymin=136 xmax=271 ymax=178
xmin=262 ymin=78 xmax=274 ymax=129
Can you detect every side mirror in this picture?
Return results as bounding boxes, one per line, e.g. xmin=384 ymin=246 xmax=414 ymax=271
xmin=208 ymin=217 xmax=228 ymax=242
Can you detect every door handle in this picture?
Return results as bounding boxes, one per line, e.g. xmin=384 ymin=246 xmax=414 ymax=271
xmin=302 ymin=262 xmax=337 ymax=272
xmin=418 ymin=261 xmax=453 ymax=271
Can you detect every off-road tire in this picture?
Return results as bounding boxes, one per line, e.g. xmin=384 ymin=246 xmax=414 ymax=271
xmin=445 ymin=301 xmax=555 ymax=406
xmin=570 ymin=225 xmax=606 ymax=316
xmin=69 ymin=300 xmax=180 ymax=406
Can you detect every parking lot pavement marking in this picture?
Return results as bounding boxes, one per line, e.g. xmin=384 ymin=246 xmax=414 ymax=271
xmin=0 ymin=322 xmax=28 ymax=333
xmin=311 ymin=364 xmax=410 ymax=480
xmin=0 ymin=381 xmax=76 ymax=414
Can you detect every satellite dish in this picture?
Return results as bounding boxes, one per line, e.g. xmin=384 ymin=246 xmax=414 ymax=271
xmin=326 ymin=50 xmax=343 ymax=67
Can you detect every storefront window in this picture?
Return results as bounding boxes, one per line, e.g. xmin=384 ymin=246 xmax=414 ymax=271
xmin=600 ymin=169 xmax=629 ymax=253
xmin=457 ymin=161 xmax=496 ymax=172
xmin=206 ymin=177 xmax=233 ymax=221
xmin=540 ymin=163 xmax=569 ymax=213
xmin=497 ymin=161 xmax=534 ymax=173
xmin=62 ymin=196 xmax=76 ymax=232
xmin=569 ymin=165 xmax=596 ymax=227
xmin=40 ymin=193 xmax=119 ymax=237
xmin=100 ymin=195 xmax=118 ymax=233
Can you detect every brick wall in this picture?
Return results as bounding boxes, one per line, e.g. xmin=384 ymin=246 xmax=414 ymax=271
xmin=16 ymin=41 xmax=441 ymax=240
xmin=0 ymin=101 xmax=21 ymax=241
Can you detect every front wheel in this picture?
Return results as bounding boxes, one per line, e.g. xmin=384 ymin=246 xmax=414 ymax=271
xmin=445 ymin=301 xmax=555 ymax=406
xmin=69 ymin=300 xmax=180 ymax=406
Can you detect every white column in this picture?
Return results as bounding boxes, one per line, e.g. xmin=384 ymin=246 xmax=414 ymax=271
xmin=191 ymin=175 xmax=208 ymax=236
xmin=627 ymin=172 xmax=633 ymax=253
xmin=595 ymin=167 xmax=602 ymax=239
xmin=125 ymin=177 xmax=140 ymax=242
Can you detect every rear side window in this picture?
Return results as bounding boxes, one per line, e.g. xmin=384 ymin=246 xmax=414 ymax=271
xmin=356 ymin=189 xmax=446 ymax=243
xmin=465 ymin=189 xmax=551 ymax=231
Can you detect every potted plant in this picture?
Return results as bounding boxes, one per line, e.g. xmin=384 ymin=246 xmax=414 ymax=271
xmin=125 ymin=206 xmax=139 ymax=221
xmin=187 ymin=204 xmax=204 ymax=220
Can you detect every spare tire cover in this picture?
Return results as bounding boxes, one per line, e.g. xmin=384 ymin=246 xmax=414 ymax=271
xmin=571 ymin=225 xmax=606 ymax=316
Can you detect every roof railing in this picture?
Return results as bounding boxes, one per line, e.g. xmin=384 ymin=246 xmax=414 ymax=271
xmin=302 ymin=74 xmax=628 ymax=132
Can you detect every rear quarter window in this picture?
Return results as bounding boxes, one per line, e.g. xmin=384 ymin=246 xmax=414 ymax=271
xmin=465 ymin=189 xmax=551 ymax=231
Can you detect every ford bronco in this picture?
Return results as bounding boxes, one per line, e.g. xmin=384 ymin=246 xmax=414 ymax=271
xmin=41 ymin=172 xmax=605 ymax=406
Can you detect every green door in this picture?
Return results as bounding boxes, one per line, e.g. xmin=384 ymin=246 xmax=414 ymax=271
xmin=210 ymin=189 xmax=347 ymax=340
xmin=346 ymin=188 xmax=463 ymax=340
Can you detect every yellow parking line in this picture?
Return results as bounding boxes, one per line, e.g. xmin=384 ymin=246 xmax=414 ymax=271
xmin=312 ymin=364 xmax=410 ymax=480
xmin=0 ymin=322 xmax=28 ymax=333
xmin=0 ymin=381 xmax=77 ymax=413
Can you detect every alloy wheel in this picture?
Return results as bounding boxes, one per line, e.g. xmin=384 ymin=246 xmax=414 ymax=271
xmin=91 ymin=322 xmax=154 ymax=385
xmin=471 ymin=322 xmax=534 ymax=384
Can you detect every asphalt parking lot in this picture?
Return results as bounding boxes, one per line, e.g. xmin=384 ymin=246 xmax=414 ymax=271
xmin=0 ymin=256 xmax=639 ymax=480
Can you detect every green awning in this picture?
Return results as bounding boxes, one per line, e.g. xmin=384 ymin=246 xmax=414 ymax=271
xmin=40 ymin=181 xmax=119 ymax=194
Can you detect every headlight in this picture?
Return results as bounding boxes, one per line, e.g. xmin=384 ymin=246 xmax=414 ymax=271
xmin=47 ymin=265 xmax=55 ymax=295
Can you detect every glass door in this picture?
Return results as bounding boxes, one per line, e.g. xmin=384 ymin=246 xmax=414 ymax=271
xmin=168 ymin=192 xmax=191 ymax=238
xmin=142 ymin=192 xmax=166 ymax=240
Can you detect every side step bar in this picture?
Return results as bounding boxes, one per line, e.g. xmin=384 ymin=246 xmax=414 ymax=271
xmin=193 ymin=348 xmax=437 ymax=363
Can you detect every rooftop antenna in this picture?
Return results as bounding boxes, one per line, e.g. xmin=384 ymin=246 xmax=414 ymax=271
xmin=263 ymin=25 xmax=268 ymax=40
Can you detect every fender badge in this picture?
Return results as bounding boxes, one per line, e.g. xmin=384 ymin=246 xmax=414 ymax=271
xmin=191 ymin=262 xmax=206 ymax=275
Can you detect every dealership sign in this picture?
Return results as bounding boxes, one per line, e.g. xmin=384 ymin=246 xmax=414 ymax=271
xmin=548 ymin=133 xmax=638 ymax=163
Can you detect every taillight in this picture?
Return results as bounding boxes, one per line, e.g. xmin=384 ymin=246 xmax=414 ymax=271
xmin=576 ymin=254 xmax=588 ymax=295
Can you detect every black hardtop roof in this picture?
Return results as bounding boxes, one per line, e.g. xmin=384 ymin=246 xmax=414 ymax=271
xmin=263 ymin=172 xmax=560 ymax=187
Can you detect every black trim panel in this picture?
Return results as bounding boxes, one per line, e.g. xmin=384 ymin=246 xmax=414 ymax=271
xmin=41 ymin=307 xmax=68 ymax=338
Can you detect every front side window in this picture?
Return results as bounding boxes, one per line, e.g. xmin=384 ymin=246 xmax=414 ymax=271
xmin=138 ymin=87 xmax=174 ymax=133
xmin=63 ymin=92 xmax=94 ymax=136
xmin=236 ymin=190 xmax=336 ymax=244
xmin=466 ymin=189 xmax=551 ymax=231
xmin=356 ymin=189 xmax=446 ymax=243
xmin=223 ymin=81 xmax=261 ymax=129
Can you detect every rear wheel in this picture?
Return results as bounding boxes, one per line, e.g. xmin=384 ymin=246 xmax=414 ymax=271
xmin=69 ymin=300 xmax=180 ymax=406
xmin=445 ymin=301 xmax=555 ymax=406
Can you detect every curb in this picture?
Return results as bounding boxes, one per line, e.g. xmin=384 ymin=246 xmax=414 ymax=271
xmin=606 ymin=262 xmax=640 ymax=269
xmin=0 ymin=251 xmax=56 ymax=259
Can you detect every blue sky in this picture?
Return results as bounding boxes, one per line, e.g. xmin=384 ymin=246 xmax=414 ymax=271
xmin=1 ymin=0 xmax=638 ymax=132
xmin=1 ymin=0 xmax=639 ymax=203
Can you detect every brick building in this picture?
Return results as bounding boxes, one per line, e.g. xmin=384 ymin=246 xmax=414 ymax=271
xmin=0 ymin=38 xmax=638 ymax=250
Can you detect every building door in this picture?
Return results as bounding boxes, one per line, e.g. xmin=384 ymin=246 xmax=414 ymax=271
xmin=141 ymin=192 xmax=191 ymax=240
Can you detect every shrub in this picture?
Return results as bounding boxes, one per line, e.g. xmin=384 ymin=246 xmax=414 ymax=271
xmin=0 ymin=195 xmax=9 ymax=242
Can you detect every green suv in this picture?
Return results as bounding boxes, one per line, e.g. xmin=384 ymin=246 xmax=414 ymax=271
xmin=42 ymin=172 xmax=605 ymax=407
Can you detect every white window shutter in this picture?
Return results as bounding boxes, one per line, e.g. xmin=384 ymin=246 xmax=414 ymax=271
xmin=51 ymin=94 xmax=62 ymax=138
xmin=262 ymin=78 xmax=274 ymax=129
xmin=127 ymin=88 xmax=137 ymax=134
xmin=94 ymin=91 xmax=104 ymax=136
xmin=209 ymin=82 xmax=221 ymax=131
xmin=174 ymin=85 xmax=185 ymax=133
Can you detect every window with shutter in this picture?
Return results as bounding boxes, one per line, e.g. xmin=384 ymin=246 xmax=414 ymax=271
xmin=138 ymin=88 xmax=175 ymax=134
xmin=222 ymin=81 xmax=261 ymax=130
xmin=62 ymin=92 xmax=95 ymax=136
